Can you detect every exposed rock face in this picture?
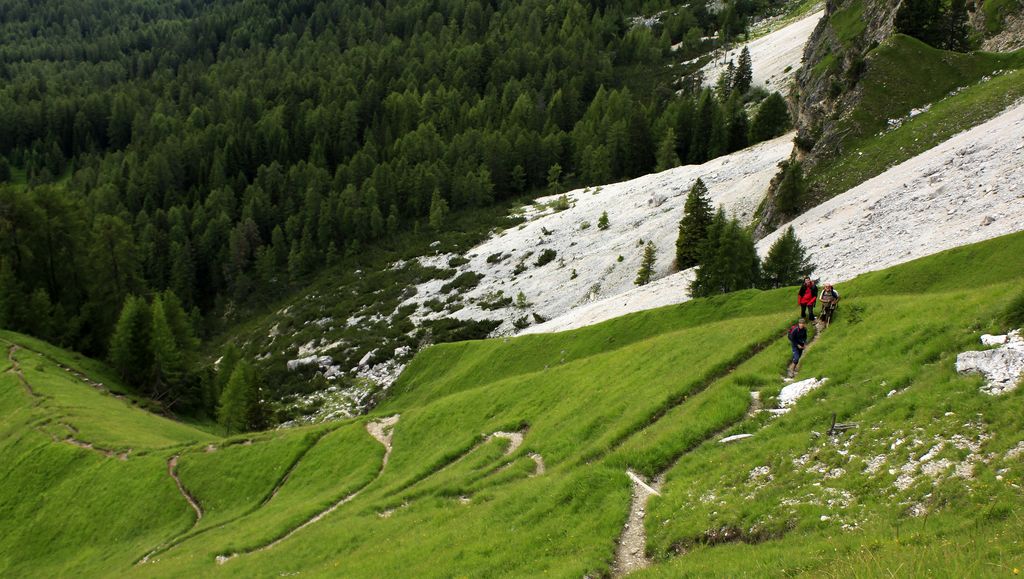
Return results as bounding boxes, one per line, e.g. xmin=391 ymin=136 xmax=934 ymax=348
xmin=957 ymin=330 xmax=1024 ymax=395
xmin=755 ymin=0 xmax=901 ymax=238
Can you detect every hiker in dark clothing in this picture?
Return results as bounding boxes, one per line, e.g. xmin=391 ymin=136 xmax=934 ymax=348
xmin=787 ymin=318 xmax=808 ymax=378
xmin=798 ymin=277 xmax=818 ymax=321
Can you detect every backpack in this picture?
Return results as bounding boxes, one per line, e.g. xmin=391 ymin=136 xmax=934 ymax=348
xmin=787 ymin=324 xmax=800 ymax=340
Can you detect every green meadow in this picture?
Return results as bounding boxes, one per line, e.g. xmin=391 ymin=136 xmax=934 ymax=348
xmin=2 ymin=231 xmax=1024 ymax=577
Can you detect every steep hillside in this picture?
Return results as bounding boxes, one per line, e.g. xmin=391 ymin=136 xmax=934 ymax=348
xmin=2 ymin=232 xmax=1024 ymax=576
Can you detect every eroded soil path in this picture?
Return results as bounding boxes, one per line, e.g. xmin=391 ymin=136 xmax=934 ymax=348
xmin=6 ymin=345 xmax=39 ymax=398
xmin=614 ymin=471 xmax=662 ymax=576
xmin=217 ymin=415 xmax=402 ymax=564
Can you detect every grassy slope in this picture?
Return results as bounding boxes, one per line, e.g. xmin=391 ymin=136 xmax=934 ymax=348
xmin=3 ymin=232 xmax=1024 ymax=577
xmin=809 ymin=35 xmax=1024 ymax=201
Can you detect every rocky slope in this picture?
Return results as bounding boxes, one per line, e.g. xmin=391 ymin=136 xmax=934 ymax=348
xmin=697 ymin=10 xmax=825 ymax=91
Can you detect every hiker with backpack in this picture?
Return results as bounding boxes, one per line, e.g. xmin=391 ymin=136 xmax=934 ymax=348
xmin=818 ymin=283 xmax=840 ymax=324
xmin=787 ymin=318 xmax=808 ymax=378
xmin=797 ymin=277 xmax=818 ymax=321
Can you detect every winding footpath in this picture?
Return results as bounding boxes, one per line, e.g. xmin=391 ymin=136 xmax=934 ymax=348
xmin=217 ymin=415 xmax=402 ymax=564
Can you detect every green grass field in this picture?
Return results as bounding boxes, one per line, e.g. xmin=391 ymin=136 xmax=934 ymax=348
xmin=2 ymin=232 xmax=1024 ymax=577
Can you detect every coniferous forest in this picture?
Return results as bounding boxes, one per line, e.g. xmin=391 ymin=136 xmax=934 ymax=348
xmin=0 ymin=0 xmax=792 ymax=412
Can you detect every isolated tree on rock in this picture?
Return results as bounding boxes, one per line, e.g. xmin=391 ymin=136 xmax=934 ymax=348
xmin=750 ymin=92 xmax=790 ymax=142
xmin=598 ymin=211 xmax=610 ymax=230
xmin=218 ymin=362 xmax=262 ymax=434
xmin=635 ymin=241 xmax=657 ymax=286
xmin=733 ymin=47 xmax=753 ymax=95
xmin=676 ymin=178 xmax=714 ymax=269
xmin=761 ymin=225 xmax=815 ymax=289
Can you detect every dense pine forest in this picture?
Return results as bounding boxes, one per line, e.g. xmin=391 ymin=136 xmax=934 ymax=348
xmin=0 ymin=0 xmax=792 ymax=413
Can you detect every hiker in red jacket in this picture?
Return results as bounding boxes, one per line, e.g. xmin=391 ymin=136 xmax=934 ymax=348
xmin=798 ymin=277 xmax=818 ymax=321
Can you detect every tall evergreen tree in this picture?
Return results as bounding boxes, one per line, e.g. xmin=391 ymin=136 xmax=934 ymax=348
xmin=218 ymin=362 xmax=261 ymax=434
xmin=656 ymin=128 xmax=681 ymax=171
xmin=634 ymin=241 xmax=657 ymax=286
xmin=776 ymin=160 xmax=807 ymax=216
xmin=761 ymin=226 xmax=815 ymax=289
xmin=690 ymin=209 xmax=760 ymax=296
xmin=733 ymin=47 xmax=753 ymax=95
xmin=750 ymin=92 xmax=790 ymax=142
xmin=149 ymin=296 xmax=184 ymax=402
xmin=946 ymin=0 xmax=970 ymax=52
xmin=428 ymin=189 xmax=449 ymax=230
xmin=675 ymin=178 xmax=714 ymax=269
xmin=108 ymin=295 xmax=151 ymax=388
xmin=895 ymin=0 xmax=946 ymax=47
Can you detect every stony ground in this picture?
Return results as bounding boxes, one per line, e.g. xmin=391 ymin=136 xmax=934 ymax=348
xmin=696 ymin=10 xmax=824 ymax=91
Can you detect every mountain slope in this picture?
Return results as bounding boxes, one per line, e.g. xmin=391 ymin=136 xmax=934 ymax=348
xmin=2 ymin=231 xmax=1024 ymax=576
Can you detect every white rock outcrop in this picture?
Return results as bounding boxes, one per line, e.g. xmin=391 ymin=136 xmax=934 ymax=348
xmin=777 ymin=377 xmax=829 ymax=411
xmin=956 ymin=329 xmax=1024 ymax=395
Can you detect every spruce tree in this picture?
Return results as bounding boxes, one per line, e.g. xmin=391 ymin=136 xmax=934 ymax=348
xmin=725 ymin=95 xmax=750 ymax=152
xmin=428 ymin=189 xmax=449 ymax=230
xmin=634 ymin=241 xmax=657 ymax=286
xmin=750 ymin=92 xmax=790 ymax=143
xmin=946 ymin=0 xmax=970 ymax=52
xmin=776 ymin=160 xmax=807 ymax=215
xmin=761 ymin=226 xmax=815 ymax=289
xmin=656 ymin=128 xmax=681 ymax=171
xmin=734 ymin=47 xmax=753 ymax=95
xmin=690 ymin=209 xmax=761 ymax=296
xmin=675 ymin=178 xmax=714 ymax=269
xmin=597 ymin=211 xmax=610 ymax=230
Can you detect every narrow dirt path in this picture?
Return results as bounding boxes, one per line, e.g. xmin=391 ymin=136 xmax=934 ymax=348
xmin=168 ymin=455 xmax=204 ymax=524
xmin=52 ymin=423 xmax=130 ymax=460
xmin=611 ymin=387 xmax=762 ymax=576
xmin=6 ymin=345 xmax=39 ymax=398
xmin=137 ymin=455 xmax=204 ymax=564
xmin=528 ymin=453 xmax=546 ymax=477
xmin=217 ymin=415 xmax=402 ymax=565
xmin=260 ymin=428 xmax=335 ymax=506
xmin=614 ymin=471 xmax=662 ymax=576
xmin=365 ymin=414 xmax=400 ymax=466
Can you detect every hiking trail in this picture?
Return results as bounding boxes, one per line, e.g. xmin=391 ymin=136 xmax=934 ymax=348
xmin=6 ymin=345 xmax=39 ymax=398
xmin=217 ymin=415 xmax=401 ymax=564
xmin=614 ymin=471 xmax=662 ymax=576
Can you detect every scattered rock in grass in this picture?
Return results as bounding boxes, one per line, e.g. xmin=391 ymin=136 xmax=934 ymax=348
xmin=748 ymin=465 xmax=773 ymax=482
xmin=864 ymin=454 xmax=887 ymax=474
xmin=955 ymin=329 xmax=1024 ymax=395
xmin=776 ymin=377 xmax=829 ymax=412
xmin=720 ymin=433 xmax=753 ymax=443
xmin=1005 ymin=441 xmax=1024 ymax=460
